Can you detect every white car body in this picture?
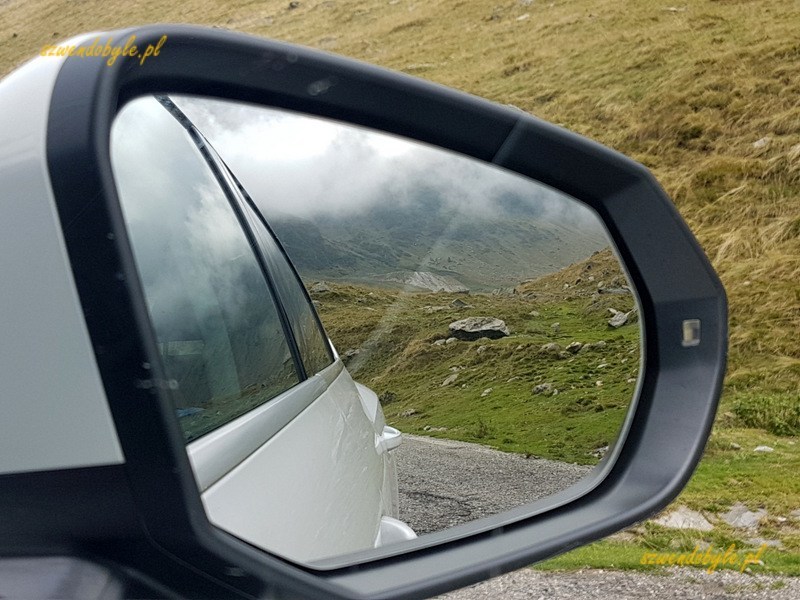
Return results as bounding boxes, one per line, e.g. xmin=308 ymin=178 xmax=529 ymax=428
xmin=0 ymin=45 xmax=413 ymax=564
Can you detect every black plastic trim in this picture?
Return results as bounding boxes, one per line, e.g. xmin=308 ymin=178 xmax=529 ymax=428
xmin=41 ymin=24 xmax=727 ymax=600
xmin=155 ymin=94 xmax=309 ymax=383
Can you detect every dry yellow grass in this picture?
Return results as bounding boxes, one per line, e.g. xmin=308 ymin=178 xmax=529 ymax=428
xmin=2 ymin=0 xmax=798 ymax=399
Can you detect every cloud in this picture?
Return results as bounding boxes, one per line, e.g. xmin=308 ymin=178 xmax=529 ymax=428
xmin=172 ymin=95 xmax=604 ymax=232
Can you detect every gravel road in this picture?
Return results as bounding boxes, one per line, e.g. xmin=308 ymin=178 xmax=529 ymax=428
xmin=439 ymin=567 xmax=800 ymax=599
xmin=395 ymin=434 xmax=592 ymax=535
xmin=395 ymin=435 xmax=799 ymax=599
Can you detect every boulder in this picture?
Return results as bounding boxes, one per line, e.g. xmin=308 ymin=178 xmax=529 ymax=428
xmin=721 ymin=503 xmax=767 ymax=530
xmin=448 ymin=317 xmax=510 ymax=341
xmin=441 ymin=373 xmax=459 ymax=387
xmin=309 ymin=281 xmax=331 ymax=293
xmin=608 ymin=310 xmax=629 ymax=328
xmin=450 ymin=298 xmax=472 ymax=309
xmin=653 ymin=506 xmax=714 ymax=532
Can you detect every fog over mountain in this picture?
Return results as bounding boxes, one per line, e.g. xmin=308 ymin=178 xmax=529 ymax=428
xmin=175 ymin=96 xmax=609 ymax=289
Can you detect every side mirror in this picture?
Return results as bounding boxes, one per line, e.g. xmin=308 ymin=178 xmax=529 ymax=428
xmin=0 ymin=25 xmax=726 ymax=599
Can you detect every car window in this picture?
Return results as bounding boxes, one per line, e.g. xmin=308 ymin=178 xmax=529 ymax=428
xmin=110 ymin=96 xmax=300 ymax=442
xmin=238 ymin=196 xmax=334 ymax=377
xmin=201 ymin=141 xmax=335 ymax=378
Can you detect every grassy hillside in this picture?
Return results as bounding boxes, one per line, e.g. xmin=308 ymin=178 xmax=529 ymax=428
xmin=2 ymin=0 xmax=796 ymax=401
xmin=269 ymin=202 xmax=607 ymax=290
xmin=309 ymin=249 xmax=640 ymax=464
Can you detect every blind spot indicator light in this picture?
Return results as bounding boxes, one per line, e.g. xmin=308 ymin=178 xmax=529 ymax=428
xmin=682 ymin=319 xmax=701 ymax=347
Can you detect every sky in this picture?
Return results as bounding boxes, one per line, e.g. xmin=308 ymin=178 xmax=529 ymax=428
xmin=169 ymin=94 xmax=607 ymax=233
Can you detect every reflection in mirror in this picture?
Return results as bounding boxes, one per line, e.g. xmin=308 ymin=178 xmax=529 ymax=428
xmin=110 ymin=95 xmax=641 ymax=565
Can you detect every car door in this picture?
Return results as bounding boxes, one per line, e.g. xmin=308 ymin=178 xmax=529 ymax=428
xmin=110 ymin=94 xmax=405 ymax=563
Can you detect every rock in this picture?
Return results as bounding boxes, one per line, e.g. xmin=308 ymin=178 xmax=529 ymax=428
xmin=379 ymin=391 xmax=397 ymax=404
xmin=746 ymin=537 xmax=782 ymax=548
xmin=730 ymin=442 xmax=742 ymax=450
xmin=391 ymin=271 xmax=468 ymax=293
xmin=565 ymin=341 xmax=583 ymax=354
xmin=590 ymin=445 xmax=609 ymax=459
xmin=481 ymin=388 xmax=493 ymax=397
xmin=507 ymin=376 xmax=520 ymax=382
xmin=441 ymin=374 xmax=459 ymax=387
xmin=423 ymin=305 xmax=449 ymax=313
xmin=551 ymin=322 xmax=560 ymax=334
xmin=432 ymin=339 xmax=447 ymax=346
xmin=597 ymin=363 xmax=609 ymax=369
xmin=579 ymin=340 xmax=607 ymax=353
xmin=445 ymin=337 xmax=458 ymax=345
xmin=343 ymin=348 xmax=361 ymax=358
xmin=449 ymin=317 xmax=510 ymax=341
xmin=753 ymin=136 xmax=771 ymax=149
xmin=627 ymin=378 xmax=637 ymax=383
xmin=450 ymin=298 xmax=472 ymax=309
xmin=476 ymin=345 xmax=488 ymax=355
xmin=423 ymin=425 xmax=448 ymax=432
xmin=753 ymin=445 xmax=774 ymax=453
xmin=653 ymin=506 xmax=714 ymax=531
xmin=608 ymin=311 xmax=629 ymax=328
xmin=789 ymin=509 xmax=800 ymax=520
xmin=530 ymin=311 xmax=540 ymax=317
xmin=516 ymin=13 xmax=530 ymax=21
xmin=310 ymin=281 xmax=331 ymax=293
xmin=540 ymin=342 xmax=561 ymax=354
xmin=288 ymin=1 xmax=300 ymax=8
xmin=595 ymin=380 xmax=603 ymax=387
xmin=491 ymin=287 xmax=515 ymax=296
xmin=399 ymin=409 xmax=418 ymax=418
xmin=721 ymin=503 xmax=767 ymax=529
xmin=608 ymin=531 xmax=639 ymax=543
xmin=532 ymin=383 xmax=553 ymax=395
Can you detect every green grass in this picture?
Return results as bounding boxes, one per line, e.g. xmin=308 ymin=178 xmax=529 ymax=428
xmin=535 ymin=430 xmax=800 ymax=574
xmin=683 ymin=430 xmax=800 ymax=516
xmin=537 ymin=539 xmax=800 ymax=577
xmin=313 ymin=278 xmax=640 ymax=465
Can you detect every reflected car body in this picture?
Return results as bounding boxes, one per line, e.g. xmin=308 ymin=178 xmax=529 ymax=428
xmin=111 ymin=94 xmax=416 ymax=563
xmin=0 ymin=66 xmax=413 ymax=565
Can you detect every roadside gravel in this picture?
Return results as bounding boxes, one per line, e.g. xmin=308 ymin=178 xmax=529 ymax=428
xmin=395 ymin=434 xmax=592 ymax=534
xmin=395 ymin=434 xmax=799 ymax=599
xmin=439 ymin=567 xmax=800 ymax=599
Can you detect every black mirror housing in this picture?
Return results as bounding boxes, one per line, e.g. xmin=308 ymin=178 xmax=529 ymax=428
xmin=8 ymin=24 xmax=727 ymax=599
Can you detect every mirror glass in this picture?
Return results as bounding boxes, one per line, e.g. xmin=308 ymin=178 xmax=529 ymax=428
xmin=110 ymin=95 xmax=641 ymax=564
